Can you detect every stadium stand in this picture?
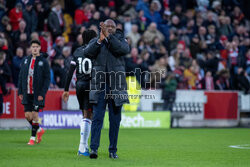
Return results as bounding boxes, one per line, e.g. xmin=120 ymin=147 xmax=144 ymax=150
xmin=0 ymin=0 xmax=249 ymax=93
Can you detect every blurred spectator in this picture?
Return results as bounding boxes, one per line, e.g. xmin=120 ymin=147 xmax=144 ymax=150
xmin=219 ymin=16 xmax=233 ymax=36
xmin=62 ymin=46 xmax=72 ymax=72
xmin=123 ymin=14 xmax=132 ymax=36
xmin=8 ymin=3 xmax=22 ymax=31
xmin=161 ymin=72 xmax=177 ymax=111
xmin=52 ymin=55 xmax=66 ymax=88
xmin=127 ymin=24 xmax=141 ymax=48
xmin=48 ymin=1 xmax=65 ymax=40
xmin=201 ymin=71 xmax=214 ymax=90
xmin=12 ymin=20 xmax=28 ymax=49
xmin=190 ymin=34 xmax=201 ymax=59
xmin=88 ymin=11 xmax=100 ymax=28
xmin=74 ymin=3 xmax=89 ymax=26
xmin=23 ymin=2 xmax=37 ymax=34
xmin=53 ymin=36 xmax=64 ymax=59
xmin=12 ymin=47 xmax=24 ymax=86
xmin=72 ymin=33 xmax=83 ymax=53
xmin=246 ymin=49 xmax=250 ymax=75
xmin=235 ymin=67 xmax=250 ymax=94
xmin=34 ymin=1 xmax=46 ymax=32
xmin=0 ymin=52 xmax=11 ymax=82
xmin=143 ymin=22 xmax=164 ymax=44
xmin=215 ymin=69 xmax=231 ymax=90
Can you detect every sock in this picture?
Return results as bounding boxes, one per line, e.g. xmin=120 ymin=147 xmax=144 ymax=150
xmin=28 ymin=120 xmax=32 ymax=126
xmin=30 ymin=136 xmax=36 ymax=141
xmin=79 ymin=118 xmax=92 ymax=152
xmin=31 ymin=121 xmax=39 ymax=137
xmin=37 ymin=127 xmax=42 ymax=132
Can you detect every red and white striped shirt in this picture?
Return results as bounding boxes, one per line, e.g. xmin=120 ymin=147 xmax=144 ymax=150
xmin=27 ymin=57 xmax=36 ymax=94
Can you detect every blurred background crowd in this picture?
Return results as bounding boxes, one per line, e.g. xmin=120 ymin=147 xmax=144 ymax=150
xmin=0 ymin=0 xmax=249 ymax=93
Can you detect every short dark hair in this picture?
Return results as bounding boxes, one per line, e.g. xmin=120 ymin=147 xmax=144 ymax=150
xmin=82 ymin=29 xmax=97 ymax=45
xmin=30 ymin=40 xmax=41 ymax=46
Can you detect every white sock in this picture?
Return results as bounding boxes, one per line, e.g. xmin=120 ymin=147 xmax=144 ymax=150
xmin=79 ymin=118 xmax=92 ymax=152
xmin=37 ymin=127 xmax=42 ymax=132
xmin=30 ymin=136 xmax=35 ymax=141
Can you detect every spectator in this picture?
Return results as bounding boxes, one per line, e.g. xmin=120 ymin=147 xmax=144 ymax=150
xmin=62 ymin=46 xmax=72 ymax=72
xmin=161 ymin=72 xmax=177 ymax=111
xmin=74 ymin=3 xmax=89 ymax=26
xmin=169 ymin=43 xmax=184 ymax=71
xmin=190 ymin=34 xmax=201 ymax=59
xmin=219 ymin=16 xmax=233 ymax=36
xmin=142 ymin=22 xmax=164 ymax=44
xmin=123 ymin=14 xmax=132 ymax=36
xmin=127 ymin=24 xmax=141 ymax=48
xmin=8 ymin=3 xmax=22 ymax=31
xmin=53 ymin=36 xmax=64 ymax=59
xmin=48 ymin=1 xmax=65 ymax=40
xmin=144 ymin=0 xmax=162 ymax=26
xmin=201 ymin=71 xmax=214 ymax=90
xmin=12 ymin=47 xmax=24 ymax=86
xmin=34 ymin=1 xmax=46 ymax=32
xmin=0 ymin=52 xmax=11 ymax=82
xmin=88 ymin=11 xmax=100 ymax=28
xmin=52 ymin=55 xmax=66 ymax=88
xmin=23 ymin=2 xmax=37 ymax=34
xmin=184 ymin=64 xmax=197 ymax=89
xmin=72 ymin=33 xmax=83 ymax=53
xmin=12 ymin=20 xmax=28 ymax=49
xmin=236 ymin=67 xmax=250 ymax=94
xmin=215 ymin=69 xmax=231 ymax=90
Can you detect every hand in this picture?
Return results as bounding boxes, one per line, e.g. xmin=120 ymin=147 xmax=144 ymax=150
xmin=19 ymin=95 xmax=23 ymax=100
xmin=99 ymin=31 xmax=106 ymax=42
xmin=38 ymin=96 xmax=43 ymax=101
xmin=100 ymin=22 xmax=109 ymax=37
xmin=62 ymin=91 xmax=69 ymax=102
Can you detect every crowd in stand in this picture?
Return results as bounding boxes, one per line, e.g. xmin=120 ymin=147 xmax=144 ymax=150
xmin=0 ymin=0 xmax=249 ymax=93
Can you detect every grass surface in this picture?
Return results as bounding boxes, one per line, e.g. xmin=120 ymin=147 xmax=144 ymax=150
xmin=0 ymin=128 xmax=250 ymax=167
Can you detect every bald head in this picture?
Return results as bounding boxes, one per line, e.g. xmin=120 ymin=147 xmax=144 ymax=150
xmin=104 ymin=19 xmax=116 ymax=34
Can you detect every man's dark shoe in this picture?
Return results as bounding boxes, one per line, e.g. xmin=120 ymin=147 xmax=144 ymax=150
xmin=109 ymin=152 xmax=119 ymax=159
xmin=90 ymin=150 xmax=98 ymax=159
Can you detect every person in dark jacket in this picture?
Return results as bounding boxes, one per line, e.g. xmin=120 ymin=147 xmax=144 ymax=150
xmin=18 ymin=40 xmax=50 ymax=145
xmin=22 ymin=2 xmax=37 ymax=34
xmin=12 ymin=47 xmax=24 ymax=87
xmin=48 ymin=2 xmax=65 ymax=40
xmin=87 ymin=19 xmax=130 ymax=159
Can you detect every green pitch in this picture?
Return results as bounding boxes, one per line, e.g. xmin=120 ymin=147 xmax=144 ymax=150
xmin=1 ymin=128 xmax=250 ymax=167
